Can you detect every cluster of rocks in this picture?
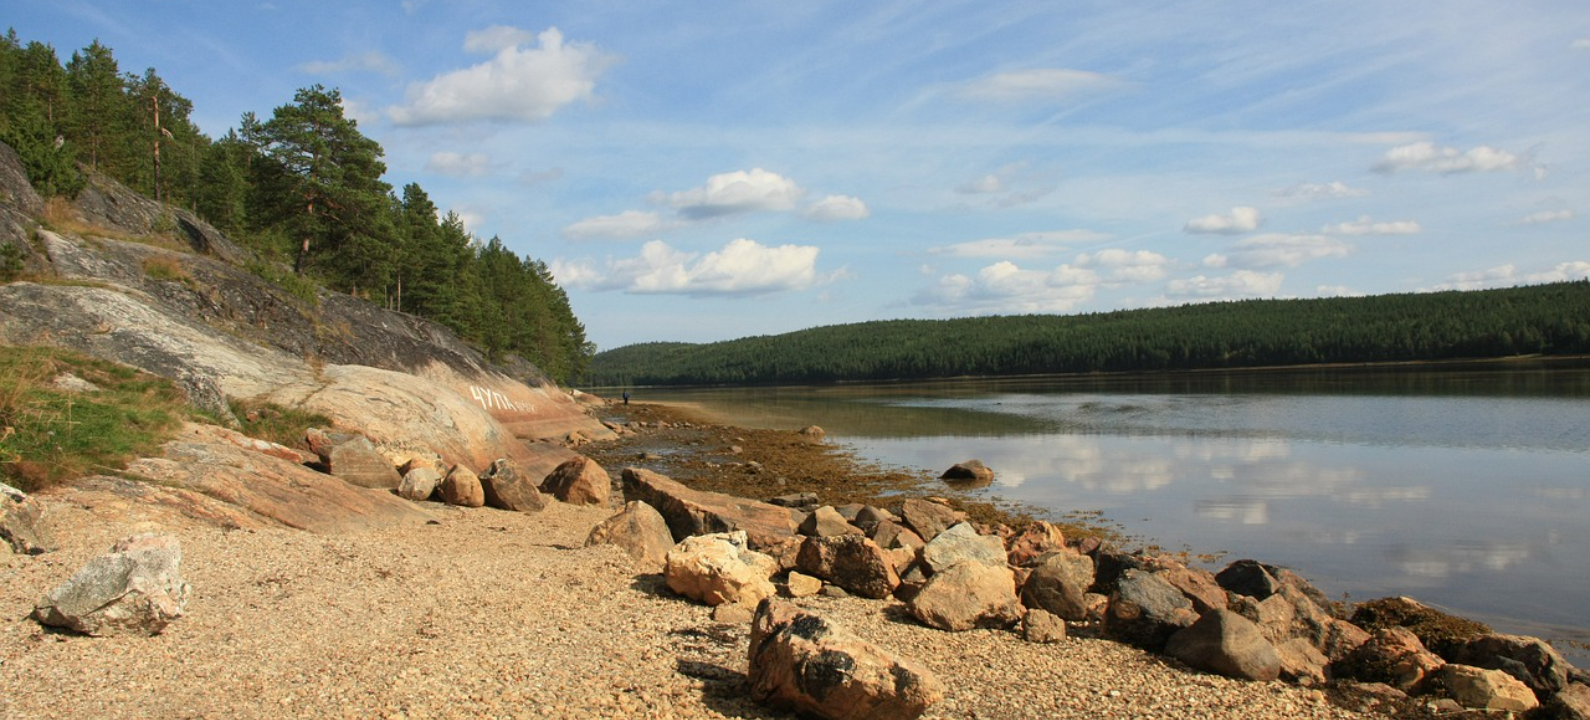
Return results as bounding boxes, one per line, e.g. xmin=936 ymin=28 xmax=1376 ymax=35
xmin=580 ymin=462 xmax=1590 ymax=720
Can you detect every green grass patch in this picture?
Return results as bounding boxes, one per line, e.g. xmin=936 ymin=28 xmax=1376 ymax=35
xmin=228 ymin=397 xmax=329 ymax=451
xmin=0 ymin=345 xmax=190 ymax=492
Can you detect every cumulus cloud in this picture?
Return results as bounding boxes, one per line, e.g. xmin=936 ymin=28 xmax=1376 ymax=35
xmin=916 ymin=260 xmax=1101 ymax=314
xmin=1165 ymin=270 xmax=1284 ymax=299
xmin=1429 ymin=261 xmax=1590 ymax=291
xmin=1520 ymin=209 xmax=1573 ymax=225
xmin=958 ymin=68 xmax=1118 ymax=103
xmin=804 ymin=195 xmax=870 ymax=222
xmin=1184 ymin=206 xmax=1261 ymax=235
xmin=929 ymin=230 xmax=1109 ymax=259
xmin=1372 ymin=141 xmax=1522 ymax=175
xmin=667 ymin=168 xmax=806 ymax=220
xmin=552 ymin=238 xmax=826 ymax=296
xmin=389 ymin=27 xmax=617 ymax=126
xmin=464 ymin=25 xmax=536 ymax=54
xmin=1218 ymin=233 xmax=1352 ymax=269
xmin=1274 ymin=181 xmax=1370 ymax=201
xmin=561 ymin=210 xmax=669 ymax=241
xmin=1322 ymin=215 xmax=1422 ymax=235
xmin=298 ymin=51 xmax=400 ymax=77
xmin=424 ymin=151 xmax=493 ymax=177
xmin=1076 ymin=249 xmax=1171 ymax=283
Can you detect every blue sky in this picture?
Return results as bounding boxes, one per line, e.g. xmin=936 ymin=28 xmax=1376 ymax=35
xmin=12 ymin=1 xmax=1590 ymax=350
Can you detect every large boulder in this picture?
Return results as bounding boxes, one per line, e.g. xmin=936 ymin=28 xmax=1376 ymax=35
xmin=479 ymin=459 xmax=547 ymax=512
xmin=795 ymin=534 xmax=900 ymax=600
xmin=539 ymin=455 xmax=610 ymax=506
xmin=439 ymin=464 xmax=485 ymax=508
xmin=397 ymin=467 xmax=441 ymax=502
xmin=939 ymin=459 xmax=993 ymax=486
xmin=318 ymin=432 xmax=402 ymax=490
xmin=0 ymin=482 xmax=58 ymax=554
xmin=1020 ymin=550 xmax=1096 ymax=622
xmin=33 ymin=534 xmax=190 ymax=636
xmin=664 ymin=531 xmax=777 ymax=608
xmin=907 ymin=561 xmax=1022 ymax=632
xmin=1447 ymin=633 xmax=1572 ymax=696
xmin=1545 ymin=683 xmax=1590 ymax=720
xmin=749 ymin=599 xmax=945 ymax=720
xmin=1102 ymin=569 xmax=1198 ymax=651
xmin=798 ymin=506 xmax=865 ymax=538
xmin=1165 ymin=609 xmax=1282 ymax=681
xmin=893 ymin=498 xmax=965 ymax=543
xmin=621 ymin=467 xmax=796 ymax=550
xmin=869 ymin=519 xmax=925 ymax=550
xmin=1433 ymin=664 xmax=1540 ymax=712
xmin=920 ymin=522 xmax=1006 ymax=573
xmin=1336 ymin=626 xmax=1446 ymax=692
xmin=585 ymin=501 xmax=675 ymax=572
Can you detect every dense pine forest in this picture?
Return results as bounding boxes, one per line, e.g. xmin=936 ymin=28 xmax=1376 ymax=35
xmin=0 ymin=31 xmax=590 ymax=383
xmin=590 ymin=281 xmax=1590 ymax=386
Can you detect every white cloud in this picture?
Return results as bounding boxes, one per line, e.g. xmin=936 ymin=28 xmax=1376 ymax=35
xmin=1372 ymin=141 xmax=1522 ymax=175
xmin=958 ymin=68 xmax=1118 ymax=103
xmin=424 ymin=151 xmax=493 ymax=177
xmin=1076 ymin=249 xmax=1171 ymax=283
xmin=1520 ymin=209 xmax=1573 ymax=225
xmin=930 ymin=230 xmax=1109 ymax=259
xmin=1572 ymin=39 xmax=1590 ymax=50
xmin=298 ymin=51 xmax=400 ymax=77
xmin=1317 ymin=285 xmax=1366 ymax=297
xmin=1165 ymin=270 xmax=1285 ymax=299
xmin=1429 ymin=261 xmax=1590 ymax=291
xmin=804 ymin=195 xmax=870 ymax=222
xmin=914 ymin=260 xmax=1102 ymax=314
xmin=956 ymin=174 xmax=1005 ymax=194
xmin=1221 ymin=233 xmax=1352 ymax=269
xmin=1322 ymin=215 xmax=1422 ymax=235
xmin=561 ymin=210 xmax=668 ymax=240
xmin=464 ymin=25 xmax=536 ymax=54
xmin=552 ymin=238 xmax=825 ymax=296
xmin=668 ymin=168 xmax=806 ymax=220
xmin=1274 ymin=181 xmax=1370 ymax=201
xmin=1184 ymin=206 xmax=1261 ymax=235
xmin=389 ymin=27 xmax=617 ymax=126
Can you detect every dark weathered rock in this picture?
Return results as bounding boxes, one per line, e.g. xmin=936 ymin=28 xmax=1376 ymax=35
xmin=1 ymin=483 xmax=58 ymax=555
xmin=799 ymin=506 xmax=866 ymax=538
xmin=870 ymin=519 xmax=926 ymax=550
xmin=768 ymin=492 xmax=819 ymax=508
xmin=939 ymin=459 xmax=993 ymax=485
xmin=1348 ymin=596 xmax=1491 ymax=657
xmin=539 ymin=455 xmax=610 ymax=506
xmin=796 ymin=534 xmax=900 ymax=599
xmin=1165 ymin=609 xmax=1282 ymax=681
xmin=908 ymin=562 xmax=1021 ymax=632
xmin=1155 ymin=562 xmax=1229 ymax=614
xmin=749 ymin=599 xmax=944 ymax=720
xmin=1448 ymin=633 xmax=1572 ymax=696
xmin=479 ymin=459 xmax=547 ymax=512
xmin=920 ymin=522 xmax=1006 ymax=573
xmin=621 ymin=467 xmax=796 ymax=550
xmin=893 ymin=498 xmax=965 ymax=543
xmin=1215 ymin=559 xmax=1284 ymax=600
xmin=1545 ymin=683 xmax=1590 ymax=720
xmin=585 ymin=500 xmax=675 ymax=572
xmin=1103 ymin=569 xmax=1198 ymax=651
xmin=1337 ymin=626 xmax=1446 ymax=692
xmin=33 ymin=534 xmax=189 ymax=636
xmin=1020 ymin=550 xmax=1096 ymax=622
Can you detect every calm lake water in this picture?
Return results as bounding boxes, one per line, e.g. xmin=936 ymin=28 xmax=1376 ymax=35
xmin=620 ymin=365 xmax=1590 ymax=656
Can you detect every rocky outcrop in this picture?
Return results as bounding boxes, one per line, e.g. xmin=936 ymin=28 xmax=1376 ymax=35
xmin=798 ymin=505 xmax=865 ymax=538
xmin=1020 ymin=550 xmax=1096 ymax=622
xmin=907 ymin=561 xmax=1022 ymax=632
xmin=749 ymin=599 xmax=944 ymax=720
xmin=33 ymin=534 xmax=190 ymax=636
xmin=1103 ymin=569 xmax=1198 ymax=651
xmin=663 ymin=531 xmax=777 ymax=608
xmin=479 ymin=459 xmax=547 ymax=513
xmin=1447 ymin=633 xmax=1572 ymax=696
xmin=892 ymin=498 xmax=965 ymax=543
xmin=585 ymin=501 xmax=675 ymax=572
xmin=919 ymin=522 xmax=1005 ymax=573
xmin=795 ymin=534 xmax=900 ymax=600
xmin=1165 ymin=609 xmax=1282 ymax=681
xmin=621 ymin=467 xmax=796 ymax=550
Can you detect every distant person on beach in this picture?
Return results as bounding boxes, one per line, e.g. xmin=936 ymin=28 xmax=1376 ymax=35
xmin=622 ymin=390 xmax=630 ymax=405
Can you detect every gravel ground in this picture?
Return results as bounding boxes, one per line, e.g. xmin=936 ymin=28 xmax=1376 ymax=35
xmin=0 ymin=490 xmax=1397 ymax=720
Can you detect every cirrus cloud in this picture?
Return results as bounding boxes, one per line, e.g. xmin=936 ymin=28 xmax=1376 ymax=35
xmin=929 ymin=230 xmax=1109 ymax=259
xmin=1273 ymin=181 xmax=1370 ymax=201
xmin=1322 ymin=215 xmax=1422 ymax=236
xmin=388 ymin=27 xmax=617 ymax=126
xmin=551 ymin=238 xmax=827 ymax=297
xmin=957 ymin=68 xmax=1119 ymax=103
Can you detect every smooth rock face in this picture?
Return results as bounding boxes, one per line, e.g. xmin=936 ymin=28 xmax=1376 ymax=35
xmin=397 ymin=467 xmax=442 ymax=502
xmin=1020 ymin=550 xmax=1097 ymax=622
xmin=907 ymin=562 xmax=1022 ymax=632
xmin=479 ymin=459 xmax=547 ymax=512
xmin=324 ymin=434 xmax=403 ymax=490
xmin=749 ymin=599 xmax=945 ymax=720
xmin=1436 ymin=664 xmax=1540 ymax=712
xmin=1165 ymin=609 xmax=1282 ymax=681
xmin=33 ymin=534 xmax=189 ymax=636
xmin=440 ymin=464 xmax=485 ymax=508
xmin=920 ymin=522 xmax=1006 ymax=574
xmin=799 ymin=506 xmax=865 ymax=538
xmin=539 ymin=456 xmax=610 ymax=506
xmin=795 ymin=535 xmax=900 ymax=600
xmin=1103 ymin=569 xmax=1198 ymax=651
xmin=585 ymin=501 xmax=675 ymax=572
xmin=664 ymin=531 xmax=778 ymax=608
xmin=1 ymin=484 xmax=58 ymax=555
xmin=621 ymin=467 xmax=796 ymax=550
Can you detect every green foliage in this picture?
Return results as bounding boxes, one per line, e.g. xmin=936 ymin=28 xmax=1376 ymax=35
xmin=0 ymin=242 xmax=23 ymax=281
xmin=227 ymin=397 xmax=329 ymax=451
xmin=0 ymin=345 xmax=189 ymax=491
xmin=591 ymin=281 xmax=1590 ymax=386
xmin=245 ymin=256 xmax=319 ymax=305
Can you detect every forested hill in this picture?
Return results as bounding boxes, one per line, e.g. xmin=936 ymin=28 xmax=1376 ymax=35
xmin=590 ymin=281 xmax=1590 ymax=386
xmin=0 ymin=31 xmax=589 ymax=383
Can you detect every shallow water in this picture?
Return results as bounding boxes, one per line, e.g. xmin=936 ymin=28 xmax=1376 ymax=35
xmin=618 ymin=366 xmax=1590 ymax=657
